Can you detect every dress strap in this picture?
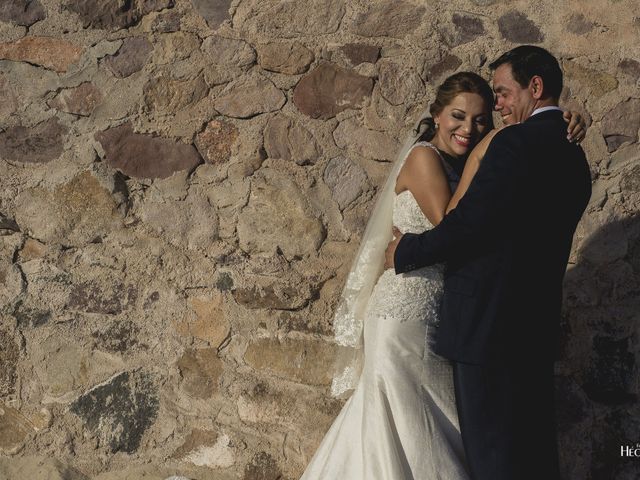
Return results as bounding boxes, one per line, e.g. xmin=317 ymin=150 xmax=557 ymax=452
xmin=411 ymin=140 xmax=460 ymax=189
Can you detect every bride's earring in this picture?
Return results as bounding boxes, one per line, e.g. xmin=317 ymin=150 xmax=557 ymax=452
xmin=434 ymin=122 xmax=439 ymax=129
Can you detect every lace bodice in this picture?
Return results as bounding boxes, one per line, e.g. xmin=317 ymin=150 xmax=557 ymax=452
xmin=393 ymin=190 xmax=434 ymax=234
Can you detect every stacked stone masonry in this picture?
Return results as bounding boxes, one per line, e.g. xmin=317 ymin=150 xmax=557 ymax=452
xmin=0 ymin=0 xmax=639 ymax=478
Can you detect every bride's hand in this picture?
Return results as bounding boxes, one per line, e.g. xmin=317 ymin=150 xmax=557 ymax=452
xmin=563 ymin=110 xmax=587 ymax=143
xmin=468 ymin=127 xmax=502 ymax=164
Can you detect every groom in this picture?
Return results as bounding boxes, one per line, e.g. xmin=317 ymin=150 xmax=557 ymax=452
xmin=385 ymin=46 xmax=591 ymax=480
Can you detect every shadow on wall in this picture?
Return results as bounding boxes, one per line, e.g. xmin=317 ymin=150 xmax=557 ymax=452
xmin=558 ymin=213 xmax=640 ymax=480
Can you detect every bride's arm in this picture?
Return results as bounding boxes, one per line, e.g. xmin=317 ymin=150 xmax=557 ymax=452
xmin=395 ymin=146 xmax=451 ymax=226
xmin=445 ymin=110 xmax=588 ymax=213
xmin=446 ymin=128 xmax=502 ymax=213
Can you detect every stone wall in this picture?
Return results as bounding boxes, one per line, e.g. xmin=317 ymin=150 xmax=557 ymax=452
xmin=0 ymin=0 xmax=638 ymax=479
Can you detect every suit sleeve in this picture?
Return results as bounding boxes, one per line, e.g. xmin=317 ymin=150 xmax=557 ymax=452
xmin=394 ymin=127 xmax=528 ymax=273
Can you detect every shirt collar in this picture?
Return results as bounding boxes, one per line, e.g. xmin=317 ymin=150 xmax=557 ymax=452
xmin=531 ymin=106 xmax=563 ymax=117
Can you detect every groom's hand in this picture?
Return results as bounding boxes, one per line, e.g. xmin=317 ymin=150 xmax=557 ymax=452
xmin=384 ymin=226 xmax=403 ymax=270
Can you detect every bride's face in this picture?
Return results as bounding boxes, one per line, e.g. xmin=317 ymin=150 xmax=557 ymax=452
xmin=433 ymin=92 xmax=491 ymax=158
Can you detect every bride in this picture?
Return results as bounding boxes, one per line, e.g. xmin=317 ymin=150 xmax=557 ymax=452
xmin=301 ymin=72 xmax=585 ymax=479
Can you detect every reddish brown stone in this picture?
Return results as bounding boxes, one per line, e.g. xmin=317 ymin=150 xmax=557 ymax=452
xmin=175 ymin=294 xmax=230 ymax=347
xmin=618 ymin=59 xmax=640 ymax=82
xmin=177 ymin=348 xmax=223 ymax=398
xmin=95 ymin=123 xmax=203 ymax=179
xmin=498 ymin=11 xmax=544 ymax=43
xmin=601 ymin=98 xmax=640 ymax=152
xmin=195 ymin=119 xmax=239 ymax=165
xmin=0 ymin=36 xmax=82 ymax=73
xmin=293 ymin=63 xmax=373 ymax=119
xmin=102 ymin=37 xmax=153 ymax=78
xmin=48 ymin=82 xmax=103 ymax=116
xmin=66 ymin=0 xmax=175 ymax=30
xmin=340 ymin=43 xmax=380 ymax=66
xmin=0 ymin=0 xmax=46 ymax=26
xmin=0 ymin=117 xmax=67 ymax=164
xmin=426 ymin=54 xmax=462 ymax=81
xmin=447 ymin=13 xmax=485 ymax=46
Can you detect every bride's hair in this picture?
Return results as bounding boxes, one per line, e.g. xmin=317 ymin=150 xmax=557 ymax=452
xmin=415 ymin=71 xmax=495 ymax=143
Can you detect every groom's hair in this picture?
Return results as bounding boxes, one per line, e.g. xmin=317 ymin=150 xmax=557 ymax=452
xmin=489 ymin=45 xmax=563 ymax=100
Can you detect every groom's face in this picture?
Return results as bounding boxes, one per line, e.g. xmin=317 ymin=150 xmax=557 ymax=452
xmin=492 ymin=63 xmax=537 ymax=125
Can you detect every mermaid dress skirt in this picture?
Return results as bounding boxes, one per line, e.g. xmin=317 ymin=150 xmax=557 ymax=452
xmin=300 ymin=143 xmax=470 ymax=479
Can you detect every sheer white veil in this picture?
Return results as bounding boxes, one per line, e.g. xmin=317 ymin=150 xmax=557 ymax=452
xmin=330 ymin=110 xmax=433 ymax=398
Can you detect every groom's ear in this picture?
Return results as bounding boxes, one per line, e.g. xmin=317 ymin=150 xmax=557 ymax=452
xmin=529 ymin=75 xmax=544 ymax=99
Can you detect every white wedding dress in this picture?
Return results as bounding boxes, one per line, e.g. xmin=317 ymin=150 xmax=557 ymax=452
xmin=301 ymin=142 xmax=470 ymax=480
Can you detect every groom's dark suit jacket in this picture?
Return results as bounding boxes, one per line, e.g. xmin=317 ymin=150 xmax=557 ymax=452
xmin=395 ymin=110 xmax=592 ymax=365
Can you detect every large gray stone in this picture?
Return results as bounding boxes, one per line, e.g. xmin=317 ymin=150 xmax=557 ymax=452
xmin=137 ymin=193 xmax=219 ymax=250
xmin=70 ymin=371 xmax=159 ymax=453
xmin=243 ymin=337 xmax=335 ymax=385
xmin=333 ymin=116 xmax=399 ymax=161
xmin=350 ymin=2 xmax=426 ymax=38
xmin=0 ymin=117 xmax=67 ymax=164
xmin=235 ymin=0 xmax=345 ymax=38
xmin=190 ymin=0 xmax=232 ymax=29
xmin=377 ymin=59 xmax=424 ymax=106
xmin=102 ymin=37 xmax=153 ymax=78
xmin=293 ymin=63 xmax=373 ymax=119
xmin=0 ymin=402 xmax=36 ymax=454
xmin=0 ymin=0 xmax=46 ymax=26
xmin=601 ymin=98 xmax=640 ymax=152
xmin=566 ymin=13 xmax=595 ymax=34
xmin=0 ymin=75 xmax=17 ymax=121
xmin=143 ymin=74 xmax=208 ymax=113
xmin=201 ymin=35 xmax=256 ymax=69
xmin=257 ymin=41 xmax=314 ymax=74
xmin=0 ymin=456 xmax=89 ymax=480
xmin=66 ymin=0 xmax=175 ymax=30
xmin=214 ymin=75 xmax=285 ymax=118
xmin=263 ymin=115 xmax=320 ymax=165
xmin=323 ymin=156 xmax=368 ymax=211
xmin=237 ymin=168 xmax=325 ymax=259
xmin=563 ymin=60 xmax=618 ymax=100
xmin=95 ymin=123 xmax=203 ymax=179
xmin=498 ymin=11 xmax=544 ymax=43
xmin=14 ymin=171 xmax=123 ymax=246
